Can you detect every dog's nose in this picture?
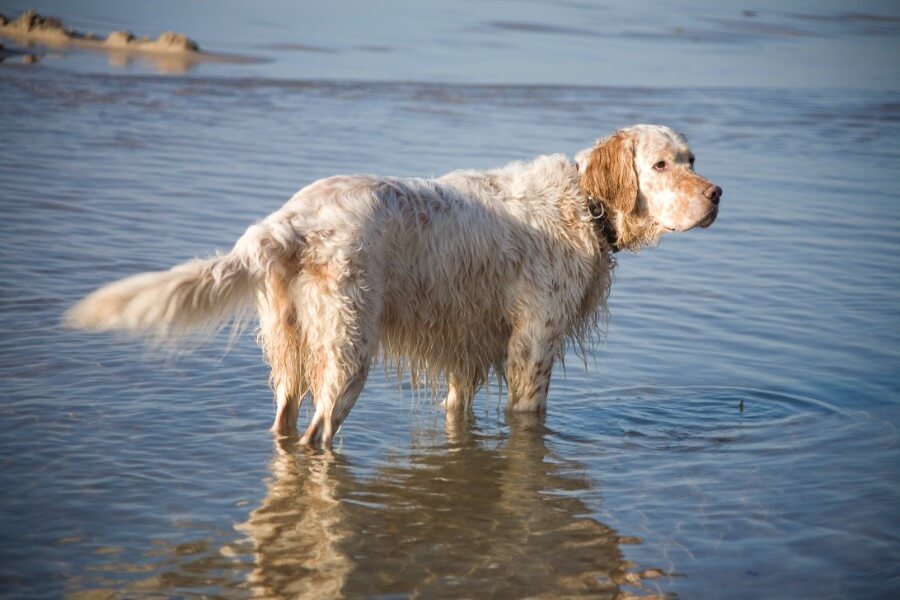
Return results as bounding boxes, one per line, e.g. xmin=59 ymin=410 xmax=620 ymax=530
xmin=704 ymin=185 xmax=723 ymax=205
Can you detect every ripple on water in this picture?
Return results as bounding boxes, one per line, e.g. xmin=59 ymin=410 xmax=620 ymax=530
xmin=546 ymin=384 xmax=846 ymax=457
xmin=547 ymin=385 xmax=897 ymax=599
xmin=577 ymin=385 xmax=845 ymax=453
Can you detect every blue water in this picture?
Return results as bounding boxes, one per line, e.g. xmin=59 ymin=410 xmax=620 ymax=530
xmin=1 ymin=2 xmax=899 ymax=598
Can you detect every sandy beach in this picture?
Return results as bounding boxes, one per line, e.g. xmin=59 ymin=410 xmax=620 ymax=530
xmin=0 ymin=9 xmax=263 ymax=71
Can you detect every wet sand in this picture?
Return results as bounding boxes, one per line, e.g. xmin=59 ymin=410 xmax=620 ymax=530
xmin=0 ymin=9 xmax=264 ymax=71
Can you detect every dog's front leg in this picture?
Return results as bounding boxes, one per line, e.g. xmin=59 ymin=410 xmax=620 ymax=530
xmin=506 ymin=319 xmax=561 ymax=415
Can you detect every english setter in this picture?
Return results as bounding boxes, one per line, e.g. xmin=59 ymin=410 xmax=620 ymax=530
xmin=66 ymin=124 xmax=722 ymax=448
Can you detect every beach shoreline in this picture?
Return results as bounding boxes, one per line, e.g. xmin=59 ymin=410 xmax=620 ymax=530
xmin=0 ymin=10 xmax=264 ymax=68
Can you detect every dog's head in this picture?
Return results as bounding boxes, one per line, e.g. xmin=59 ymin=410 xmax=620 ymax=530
xmin=577 ymin=124 xmax=721 ymax=249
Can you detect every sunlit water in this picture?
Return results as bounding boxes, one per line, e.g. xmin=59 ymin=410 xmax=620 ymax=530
xmin=1 ymin=2 xmax=899 ymax=598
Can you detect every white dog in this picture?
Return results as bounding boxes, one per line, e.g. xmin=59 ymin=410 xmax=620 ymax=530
xmin=66 ymin=124 xmax=721 ymax=448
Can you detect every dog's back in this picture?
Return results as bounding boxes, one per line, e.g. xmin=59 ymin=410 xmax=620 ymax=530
xmin=256 ymin=155 xmax=603 ymax=396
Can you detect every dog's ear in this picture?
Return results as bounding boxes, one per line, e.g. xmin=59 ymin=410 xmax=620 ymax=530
xmin=574 ymin=147 xmax=593 ymax=174
xmin=580 ymin=132 xmax=638 ymax=214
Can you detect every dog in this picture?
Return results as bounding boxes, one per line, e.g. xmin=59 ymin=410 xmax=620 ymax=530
xmin=65 ymin=124 xmax=721 ymax=448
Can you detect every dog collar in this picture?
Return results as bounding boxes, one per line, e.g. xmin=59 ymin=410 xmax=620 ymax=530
xmin=587 ymin=199 xmax=620 ymax=253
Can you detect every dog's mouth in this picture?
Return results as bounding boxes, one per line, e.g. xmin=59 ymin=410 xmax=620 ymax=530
xmin=660 ymin=207 xmax=718 ymax=232
xmin=697 ymin=207 xmax=718 ymax=229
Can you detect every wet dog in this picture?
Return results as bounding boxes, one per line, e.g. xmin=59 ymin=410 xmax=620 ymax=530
xmin=66 ymin=125 xmax=721 ymax=448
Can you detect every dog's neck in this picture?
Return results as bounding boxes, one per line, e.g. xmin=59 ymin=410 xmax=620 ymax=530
xmin=573 ymin=153 xmax=620 ymax=253
xmin=585 ymin=196 xmax=620 ymax=254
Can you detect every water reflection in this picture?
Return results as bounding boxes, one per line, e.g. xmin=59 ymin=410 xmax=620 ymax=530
xmin=105 ymin=50 xmax=199 ymax=75
xmin=0 ymin=38 xmax=202 ymax=74
xmin=235 ymin=414 xmax=644 ymax=598
xmin=236 ymin=444 xmax=353 ymax=597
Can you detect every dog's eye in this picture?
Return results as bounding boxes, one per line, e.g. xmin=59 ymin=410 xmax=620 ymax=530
xmin=653 ymin=161 xmax=667 ymax=171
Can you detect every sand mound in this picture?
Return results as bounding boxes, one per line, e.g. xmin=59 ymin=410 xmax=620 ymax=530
xmin=0 ymin=9 xmax=202 ymax=54
xmin=0 ymin=9 xmax=265 ymax=71
xmin=156 ymin=32 xmax=199 ymax=52
xmin=0 ymin=9 xmax=75 ymax=44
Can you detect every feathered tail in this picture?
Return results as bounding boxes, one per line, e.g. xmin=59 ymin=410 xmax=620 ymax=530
xmin=64 ymin=221 xmax=291 ymax=341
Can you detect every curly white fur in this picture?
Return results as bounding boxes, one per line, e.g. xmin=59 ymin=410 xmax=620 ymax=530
xmin=65 ymin=124 xmax=721 ymax=448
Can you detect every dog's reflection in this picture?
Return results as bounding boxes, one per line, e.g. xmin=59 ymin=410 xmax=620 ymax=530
xmin=235 ymin=413 xmax=639 ymax=598
xmin=234 ymin=442 xmax=352 ymax=598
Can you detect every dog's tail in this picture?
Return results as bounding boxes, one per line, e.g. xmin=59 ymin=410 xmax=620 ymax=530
xmin=64 ymin=221 xmax=294 ymax=341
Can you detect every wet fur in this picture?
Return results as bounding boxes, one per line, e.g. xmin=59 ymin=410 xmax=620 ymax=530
xmin=65 ymin=125 xmax=718 ymax=448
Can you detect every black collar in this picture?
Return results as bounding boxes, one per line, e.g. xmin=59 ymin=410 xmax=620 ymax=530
xmin=587 ymin=198 xmax=620 ymax=253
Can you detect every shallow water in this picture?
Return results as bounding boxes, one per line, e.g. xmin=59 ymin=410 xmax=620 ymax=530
xmin=4 ymin=0 xmax=900 ymax=88
xmin=1 ymin=2 xmax=900 ymax=599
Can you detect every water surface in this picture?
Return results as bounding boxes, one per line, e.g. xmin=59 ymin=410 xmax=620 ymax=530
xmin=1 ymin=2 xmax=899 ymax=598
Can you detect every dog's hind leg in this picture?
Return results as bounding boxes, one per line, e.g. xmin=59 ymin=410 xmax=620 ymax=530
xmin=297 ymin=274 xmax=381 ymax=449
xmin=259 ymin=274 xmax=307 ymax=436
xmin=300 ymin=359 xmax=370 ymax=448
xmin=271 ymin=381 xmax=304 ymax=436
